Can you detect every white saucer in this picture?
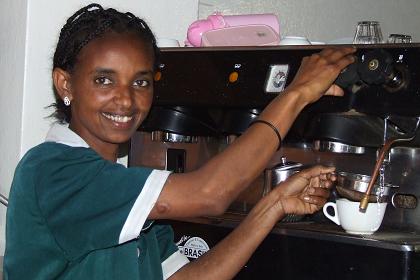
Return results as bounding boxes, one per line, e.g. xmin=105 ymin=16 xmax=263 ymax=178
xmin=328 ymin=37 xmax=353 ymax=44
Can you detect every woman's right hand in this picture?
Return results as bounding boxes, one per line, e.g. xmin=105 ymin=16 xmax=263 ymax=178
xmin=286 ymin=47 xmax=356 ymax=106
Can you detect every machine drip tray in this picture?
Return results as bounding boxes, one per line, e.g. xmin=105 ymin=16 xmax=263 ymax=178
xmin=271 ymin=222 xmax=420 ymax=252
xmin=190 ymin=213 xmax=420 ymax=252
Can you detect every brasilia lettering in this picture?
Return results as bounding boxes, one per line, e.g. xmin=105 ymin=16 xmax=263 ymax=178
xmin=184 ymin=248 xmax=205 ymax=258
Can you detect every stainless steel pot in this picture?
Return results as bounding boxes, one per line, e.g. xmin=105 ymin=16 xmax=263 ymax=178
xmin=264 ymin=157 xmax=304 ymax=222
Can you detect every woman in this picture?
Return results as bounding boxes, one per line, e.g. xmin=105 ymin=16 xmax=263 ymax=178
xmin=4 ymin=3 xmax=355 ymax=279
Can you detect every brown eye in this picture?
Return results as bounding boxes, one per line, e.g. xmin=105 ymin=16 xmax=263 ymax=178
xmin=133 ymin=79 xmax=150 ymax=87
xmin=95 ymin=76 xmax=112 ymax=85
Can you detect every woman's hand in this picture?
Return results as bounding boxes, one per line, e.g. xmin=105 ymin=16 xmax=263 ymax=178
xmin=275 ymin=165 xmax=336 ymax=215
xmin=286 ymin=47 xmax=356 ymax=105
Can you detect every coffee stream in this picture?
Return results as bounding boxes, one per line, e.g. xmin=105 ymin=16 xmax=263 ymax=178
xmin=373 ymin=163 xmax=387 ymax=230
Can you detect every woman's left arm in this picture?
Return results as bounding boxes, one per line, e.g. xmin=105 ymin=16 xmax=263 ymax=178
xmin=168 ymin=165 xmax=335 ymax=280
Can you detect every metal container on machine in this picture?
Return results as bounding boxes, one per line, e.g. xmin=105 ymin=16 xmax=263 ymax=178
xmin=264 ymin=156 xmax=304 ymax=222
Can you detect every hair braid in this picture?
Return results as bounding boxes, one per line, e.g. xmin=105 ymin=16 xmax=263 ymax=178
xmin=50 ymin=3 xmax=159 ymax=123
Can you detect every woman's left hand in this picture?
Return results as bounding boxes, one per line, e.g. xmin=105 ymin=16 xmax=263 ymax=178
xmin=275 ymin=165 xmax=336 ymax=215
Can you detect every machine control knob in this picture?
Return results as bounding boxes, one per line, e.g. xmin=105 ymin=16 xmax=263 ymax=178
xmin=358 ymin=49 xmax=394 ymax=85
xmin=334 ymin=58 xmax=360 ymax=89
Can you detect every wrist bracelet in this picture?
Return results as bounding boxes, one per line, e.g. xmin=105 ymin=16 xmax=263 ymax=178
xmin=249 ymin=120 xmax=282 ymax=150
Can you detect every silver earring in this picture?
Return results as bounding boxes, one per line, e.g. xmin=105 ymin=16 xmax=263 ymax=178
xmin=63 ymin=96 xmax=71 ymax=106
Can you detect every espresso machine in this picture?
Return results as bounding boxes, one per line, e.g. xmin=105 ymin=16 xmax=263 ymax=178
xmin=129 ymin=44 xmax=420 ymax=279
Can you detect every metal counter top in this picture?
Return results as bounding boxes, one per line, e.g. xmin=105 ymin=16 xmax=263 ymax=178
xmin=176 ymin=213 xmax=420 ymax=253
xmin=271 ymin=222 xmax=420 ymax=252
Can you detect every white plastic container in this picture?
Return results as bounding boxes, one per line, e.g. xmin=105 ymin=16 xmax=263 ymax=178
xmin=186 ymin=13 xmax=280 ymax=47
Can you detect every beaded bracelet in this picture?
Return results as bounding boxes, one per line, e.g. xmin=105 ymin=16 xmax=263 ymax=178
xmin=249 ymin=120 xmax=282 ymax=150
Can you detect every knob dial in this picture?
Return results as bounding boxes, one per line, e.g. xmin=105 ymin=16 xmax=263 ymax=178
xmin=358 ymin=49 xmax=394 ymax=85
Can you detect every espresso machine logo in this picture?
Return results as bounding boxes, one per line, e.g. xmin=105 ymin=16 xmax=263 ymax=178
xmin=176 ymin=235 xmax=210 ymax=259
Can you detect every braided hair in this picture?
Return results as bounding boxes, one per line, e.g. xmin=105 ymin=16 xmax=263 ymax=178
xmin=51 ymin=3 xmax=159 ymax=123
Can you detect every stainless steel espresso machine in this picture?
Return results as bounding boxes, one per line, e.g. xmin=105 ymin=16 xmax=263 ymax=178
xmin=129 ymin=44 xmax=420 ymax=280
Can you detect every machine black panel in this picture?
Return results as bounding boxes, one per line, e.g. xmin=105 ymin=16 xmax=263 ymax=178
xmin=153 ymin=45 xmax=420 ymax=116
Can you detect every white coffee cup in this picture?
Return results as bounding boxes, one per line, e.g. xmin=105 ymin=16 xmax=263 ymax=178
xmin=279 ymin=36 xmax=311 ymax=45
xmin=323 ymin=198 xmax=387 ymax=235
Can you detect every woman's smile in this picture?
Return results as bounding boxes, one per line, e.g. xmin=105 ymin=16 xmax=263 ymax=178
xmin=100 ymin=110 xmax=140 ymax=132
xmin=101 ymin=112 xmax=134 ymax=123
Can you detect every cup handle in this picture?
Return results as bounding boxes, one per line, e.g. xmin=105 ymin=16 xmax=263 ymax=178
xmin=323 ymin=202 xmax=340 ymax=225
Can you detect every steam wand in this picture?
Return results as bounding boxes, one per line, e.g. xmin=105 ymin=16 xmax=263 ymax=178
xmin=359 ymin=117 xmax=420 ymax=211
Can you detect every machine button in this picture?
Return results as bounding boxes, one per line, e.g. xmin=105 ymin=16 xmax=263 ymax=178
xmin=154 ymin=71 xmax=162 ymax=81
xmin=229 ymin=71 xmax=239 ymax=83
xmin=265 ymin=64 xmax=289 ymax=93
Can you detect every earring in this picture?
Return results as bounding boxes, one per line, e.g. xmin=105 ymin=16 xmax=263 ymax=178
xmin=63 ymin=96 xmax=71 ymax=106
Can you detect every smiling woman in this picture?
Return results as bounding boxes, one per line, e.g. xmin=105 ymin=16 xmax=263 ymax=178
xmin=3 ymin=3 xmax=355 ymax=280
xmin=53 ymin=32 xmax=155 ymax=161
xmin=4 ymin=4 xmax=188 ymax=279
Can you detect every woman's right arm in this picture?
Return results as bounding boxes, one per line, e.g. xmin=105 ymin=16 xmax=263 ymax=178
xmin=150 ymin=47 xmax=356 ymax=220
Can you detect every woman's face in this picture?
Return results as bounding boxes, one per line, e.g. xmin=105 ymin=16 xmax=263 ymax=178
xmin=64 ymin=32 xmax=154 ymax=155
